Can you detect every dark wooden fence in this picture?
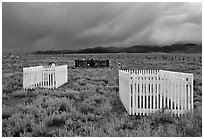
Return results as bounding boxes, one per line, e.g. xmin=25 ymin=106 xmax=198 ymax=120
xmin=75 ymin=59 xmax=109 ymax=68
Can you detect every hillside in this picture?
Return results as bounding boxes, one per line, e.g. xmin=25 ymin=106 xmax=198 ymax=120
xmin=32 ymin=43 xmax=202 ymax=54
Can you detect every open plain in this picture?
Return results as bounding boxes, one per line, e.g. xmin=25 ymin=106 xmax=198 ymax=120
xmin=2 ymin=53 xmax=202 ymax=137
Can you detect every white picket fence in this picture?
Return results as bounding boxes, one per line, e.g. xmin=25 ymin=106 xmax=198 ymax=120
xmin=119 ymin=69 xmax=193 ymax=116
xmin=23 ymin=65 xmax=68 ymax=89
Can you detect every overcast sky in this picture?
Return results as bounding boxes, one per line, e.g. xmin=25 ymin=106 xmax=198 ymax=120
xmin=2 ymin=2 xmax=202 ymax=53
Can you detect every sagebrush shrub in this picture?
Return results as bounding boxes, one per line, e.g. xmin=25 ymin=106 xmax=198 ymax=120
xmin=3 ymin=73 xmax=23 ymax=94
xmin=2 ymin=107 xmax=14 ymax=120
xmin=149 ymin=109 xmax=174 ymax=121
xmin=3 ymin=112 xmax=34 ymax=137
xmin=79 ymin=103 xmax=94 ymax=115
xmin=12 ymin=90 xmax=28 ymax=98
xmin=46 ymin=116 xmax=65 ymax=127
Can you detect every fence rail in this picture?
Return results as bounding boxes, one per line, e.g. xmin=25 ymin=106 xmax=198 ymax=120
xmin=119 ymin=69 xmax=193 ymax=116
xmin=23 ymin=65 xmax=68 ymax=89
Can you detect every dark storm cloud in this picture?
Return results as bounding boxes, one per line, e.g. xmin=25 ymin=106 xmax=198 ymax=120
xmin=2 ymin=2 xmax=202 ymax=52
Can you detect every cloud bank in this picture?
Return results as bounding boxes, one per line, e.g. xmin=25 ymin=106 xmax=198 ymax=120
xmin=2 ymin=2 xmax=202 ymax=52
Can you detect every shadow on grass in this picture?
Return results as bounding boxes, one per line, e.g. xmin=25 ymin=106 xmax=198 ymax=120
xmin=110 ymin=95 xmax=126 ymax=114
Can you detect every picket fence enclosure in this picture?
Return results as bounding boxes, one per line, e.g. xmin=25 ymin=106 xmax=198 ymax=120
xmin=23 ymin=65 xmax=68 ymax=89
xmin=119 ymin=69 xmax=193 ymax=116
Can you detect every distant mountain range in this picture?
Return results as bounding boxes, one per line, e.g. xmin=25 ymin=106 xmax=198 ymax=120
xmin=33 ymin=43 xmax=202 ymax=54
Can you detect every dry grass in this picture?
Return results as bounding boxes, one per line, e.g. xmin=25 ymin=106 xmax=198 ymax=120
xmin=2 ymin=53 xmax=202 ymax=137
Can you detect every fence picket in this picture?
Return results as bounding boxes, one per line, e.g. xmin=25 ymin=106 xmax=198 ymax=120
xmin=129 ymin=76 xmax=132 ymax=115
xmin=164 ymin=73 xmax=167 ymax=109
xmin=145 ymin=74 xmax=148 ymax=114
xmin=166 ymin=73 xmax=169 ymax=109
xmin=139 ymin=75 xmax=142 ymax=115
xmin=173 ymin=72 xmax=177 ymax=114
xmin=156 ymin=73 xmax=159 ymax=110
xmin=160 ymin=72 xmax=163 ymax=109
xmin=187 ymin=81 xmax=191 ymax=111
xmin=133 ymin=76 xmax=135 ymax=115
xmin=135 ymin=76 xmax=139 ymax=115
xmin=150 ymin=73 xmax=152 ymax=112
xmin=176 ymin=74 xmax=180 ymax=115
xmin=191 ymin=75 xmax=194 ymax=111
xmin=178 ymin=74 xmax=181 ymax=115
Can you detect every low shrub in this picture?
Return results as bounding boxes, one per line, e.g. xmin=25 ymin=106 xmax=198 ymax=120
xmin=2 ymin=107 xmax=15 ymax=119
xmin=12 ymin=90 xmax=28 ymax=98
xmin=65 ymin=118 xmax=82 ymax=132
xmin=45 ymin=116 xmax=65 ymax=128
xmin=149 ymin=110 xmax=175 ymax=130
xmin=31 ymin=122 xmax=52 ymax=137
xmin=58 ymin=102 xmax=70 ymax=113
xmin=57 ymin=128 xmax=76 ymax=137
xmin=89 ymin=127 xmax=107 ymax=137
xmin=3 ymin=112 xmax=34 ymax=137
xmin=62 ymin=92 xmax=76 ymax=99
xmin=3 ymin=73 xmax=23 ymax=94
xmin=79 ymin=103 xmax=94 ymax=115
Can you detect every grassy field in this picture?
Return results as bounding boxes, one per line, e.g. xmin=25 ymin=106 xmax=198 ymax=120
xmin=2 ymin=53 xmax=202 ymax=137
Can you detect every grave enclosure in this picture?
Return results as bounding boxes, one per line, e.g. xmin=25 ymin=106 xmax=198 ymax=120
xmin=119 ymin=69 xmax=194 ymax=116
xmin=23 ymin=65 xmax=68 ymax=89
xmin=75 ymin=59 xmax=109 ymax=68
